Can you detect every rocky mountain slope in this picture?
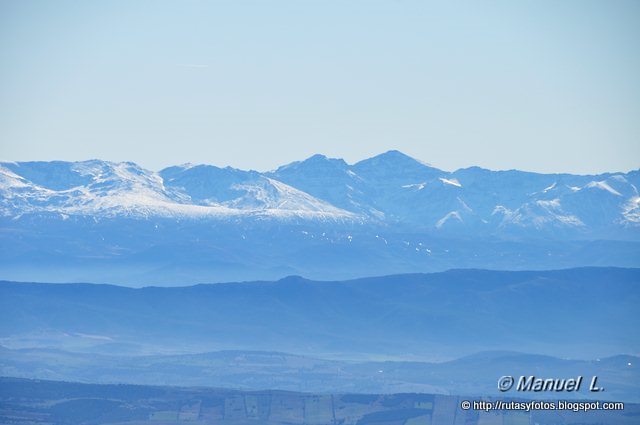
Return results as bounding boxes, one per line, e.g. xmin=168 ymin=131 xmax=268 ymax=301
xmin=1 ymin=152 xmax=638 ymax=283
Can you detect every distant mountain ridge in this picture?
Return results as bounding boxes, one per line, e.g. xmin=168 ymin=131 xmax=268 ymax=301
xmin=2 ymin=152 xmax=639 ymax=284
xmin=0 ymin=159 xmax=355 ymax=221
xmin=2 ymin=151 xmax=639 ymax=236
xmin=1 ymin=268 xmax=638 ymax=360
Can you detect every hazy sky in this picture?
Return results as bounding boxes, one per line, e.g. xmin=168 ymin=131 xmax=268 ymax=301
xmin=1 ymin=0 xmax=638 ymax=174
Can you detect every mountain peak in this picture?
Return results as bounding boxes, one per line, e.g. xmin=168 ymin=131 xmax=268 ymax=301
xmin=307 ymin=153 xmax=329 ymax=161
xmin=355 ymin=150 xmax=436 ymax=169
xmin=274 ymin=154 xmax=348 ymax=175
xmin=277 ymin=275 xmax=310 ymax=285
xmin=380 ymin=149 xmax=412 ymax=159
xmin=352 ymin=151 xmax=441 ymax=182
xmin=302 ymin=154 xmax=347 ymax=166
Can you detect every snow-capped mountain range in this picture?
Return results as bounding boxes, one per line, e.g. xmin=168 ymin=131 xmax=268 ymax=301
xmin=1 ymin=151 xmax=639 ymax=284
xmin=2 ymin=150 xmax=638 ymax=237
xmin=0 ymin=160 xmax=354 ymax=221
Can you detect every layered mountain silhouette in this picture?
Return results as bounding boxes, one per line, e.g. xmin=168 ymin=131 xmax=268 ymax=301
xmin=2 ymin=268 xmax=638 ymax=360
xmin=2 ymin=151 xmax=639 ymax=234
xmin=1 ymin=152 xmax=639 ymax=283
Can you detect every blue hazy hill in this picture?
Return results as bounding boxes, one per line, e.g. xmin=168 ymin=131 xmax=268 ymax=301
xmin=1 ymin=268 xmax=638 ymax=360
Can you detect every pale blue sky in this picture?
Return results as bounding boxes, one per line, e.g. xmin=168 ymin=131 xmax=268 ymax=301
xmin=1 ymin=0 xmax=638 ymax=173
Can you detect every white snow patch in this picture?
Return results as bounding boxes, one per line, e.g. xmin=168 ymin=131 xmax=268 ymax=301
xmin=507 ymin=199 xmax=584 ymax=228
xmin=585 ymin=181 xmax=622 ymax=196
xmin=439 ymin=177 xmax=462 ymax=188
xmin=492 ymin=205 xmax=511 ymax=216
xmin=457 ymin=197 xmax=472 ymax=212
xmin=375 ymin=235 xmax=388 ymax=245
xmin=621 ymin=196 xmax=640 ymax=224
xmin=0 ymin=161 xmax=359 ymax=222
xmin=536 ymin=199 xmax=561 ymax=208
xmin=402 ymin=182 xmax=426 ymax=190
xmin=436 ymin=211 xmax=463 ymax=228
xmin=0 ymin=166 xmax=31 ymax=189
